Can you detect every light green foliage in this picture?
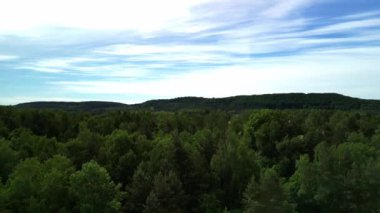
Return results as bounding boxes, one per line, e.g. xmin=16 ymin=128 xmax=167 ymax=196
xmin=4 ymin=158 xmax=43 ymax=213
xmin=69 ymin=160 xmax=121 ymax=213
xmin=2 ymin=155 xmax=75 ymax=213
xmin=40 ymin=155 xmax=75 ymax=212
xmin=289 ymin=139 xmax=380 ymax=212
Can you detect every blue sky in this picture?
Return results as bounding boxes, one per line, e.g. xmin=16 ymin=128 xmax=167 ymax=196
xmin=0 ymin=0 xmax=380 ymax=104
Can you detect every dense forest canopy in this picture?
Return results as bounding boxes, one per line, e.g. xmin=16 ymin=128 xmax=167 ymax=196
xmin=1 ymin=104 xmax=380 ymax=212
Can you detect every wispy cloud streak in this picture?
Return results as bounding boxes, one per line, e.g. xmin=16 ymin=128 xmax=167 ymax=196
xmin=0 ymin=0 xmax=380 ymax=104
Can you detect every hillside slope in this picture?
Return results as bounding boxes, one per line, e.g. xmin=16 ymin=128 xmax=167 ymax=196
xmin=16 ymin=101 xmax=128 ymax=111
xmin=15 ymin=93 xmax=380 ymax=111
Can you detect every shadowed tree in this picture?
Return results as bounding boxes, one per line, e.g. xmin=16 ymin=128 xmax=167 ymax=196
xmin=144 ymin=171 xmax=187 ymax=213
xmin=243 ymin=168 xmax=295 ymax=213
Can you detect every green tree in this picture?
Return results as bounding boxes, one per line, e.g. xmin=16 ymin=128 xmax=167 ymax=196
xmin=3 ymin=158 xmax=43 ymax=213
xmin=0 ymin=139 xmax=18 ymax=183
xmin=2 ymin=156 xmax=76 ymax=213
xmin=39 ymin=155 xmax=75 ymax=213
xmin=98 ymin=130 xmax=137 ymax=184
xmin=65 ymin=124 xmax=104 ymax=167
xmin=243 ymin=168 xmax=295 ymax=213
xmin=289 ymin=140 xmax=380 ymax=212
xmin=69 ymin=161 xmax=121 ymax=213
xmin=0 ymin=179 xmax=9 ymax=212
xmin=9 ymin=129 xmax=58 ymax=160
xmin=0 ymin=119 xmax=9 ymax=138
xmin=244 ymin=110 xmax=290 ymax=159
xmin=198 ymin=193 xmax=222 ymax=213
xmin=328 ymin=111 xmax=359 ymax=143
xmin=211 ymin=131 xmax=259 ymax=209
xmin=144 ymin=171 xmax=186 ymax=213
xmin=125 ymin=162 xmax=154 ymax=213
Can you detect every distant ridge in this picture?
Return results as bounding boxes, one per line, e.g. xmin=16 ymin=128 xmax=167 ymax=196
xmin=14 ymin=93 xmax=380 ymax=111
xmin=16 ymin=101 xmax=127 ymax=111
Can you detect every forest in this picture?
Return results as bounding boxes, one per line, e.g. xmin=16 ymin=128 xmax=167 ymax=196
xmin=1 ymin=106 xmax=380 ymax=212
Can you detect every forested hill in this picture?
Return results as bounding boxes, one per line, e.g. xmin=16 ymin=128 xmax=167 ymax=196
xmin=133 ymin=93 xmax=380 ymax=111
xmin=15 ymin=93 xmax=380 ymax=111
xmin=16 ymin=101 xmax=127 ymax=111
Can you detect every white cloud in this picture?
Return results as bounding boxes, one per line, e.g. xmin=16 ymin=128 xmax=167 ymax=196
xmin=1 ymin=1 xmax=380 ymax=104
xmin=18 ymin=57 xmax=113 ymax=74
xmin=0 ymin=96 xmax=82 ymax=105
xmin=17 ymin=66 xmax=64 ymax=73
xmin=339 ymin=11 xmax=380 ymax=20
xmin=95 ymin=43 xmax=251 ymax=65
xmin=0 ymin=0 xmax=212 ymax=34
xmin=305 ymin=18 xmax=380 ymax=35
xmin=261 ymin=0 xmax=312 ymax=18
xmin=0 ymin=0 xmax=320 ymax=37
xmin=93 ymin=13 xmax=380 ymax=61
xmin=16 ymin=11 xmax=380 ymax=78
xmin=0 ymin=55 xmax=18 ymax=61
xmin=18 ymin=56 xmax=154 ymax=78
xmin=55 ymin=46 xmax=380 ymax=100
xmin=74 ymin=65 xmax=151 ymax=78
xmin=306 ymin=46 xmax=380 ymax=57
xmin=95 ymin=43 xmax=252 ymax=56
xmin=35 ymin=57 xmax=108 ymax=68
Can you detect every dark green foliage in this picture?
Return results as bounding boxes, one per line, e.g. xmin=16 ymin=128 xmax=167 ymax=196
xmin=16 ymin=101 xmax=127 ymax=111
xmin=210 ymin=131 xmax=259 ymax=209
xmin=134 ymin=93 xmax=380 ymax=111
xmin=243 ymin=168 xmax=295 ymax=213
xmin=0 ymin=119 xmax=9 ymax=138
xmin=9 ymin=129 xmax=58 ymax=160
xmin=198 ymin=193 xmax=222 ymax=212
xmin=98 ymin=130 xmax=144 ymax=184
xmin=124 ymin=161 xmax=156 ymax=212
xmin=143 ymin=171 xmax=187 ymax=213
xmin=1 ymin=105 xmax=380 ymax=212
xmin=64 ymin=124 xmax=104 ymax=167
xmin=0 ymin=139 xmax=18 ymax=183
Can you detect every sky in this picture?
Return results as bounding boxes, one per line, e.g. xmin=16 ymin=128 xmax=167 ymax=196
xmin=0 ymin=0 xmax=380 ymax=104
